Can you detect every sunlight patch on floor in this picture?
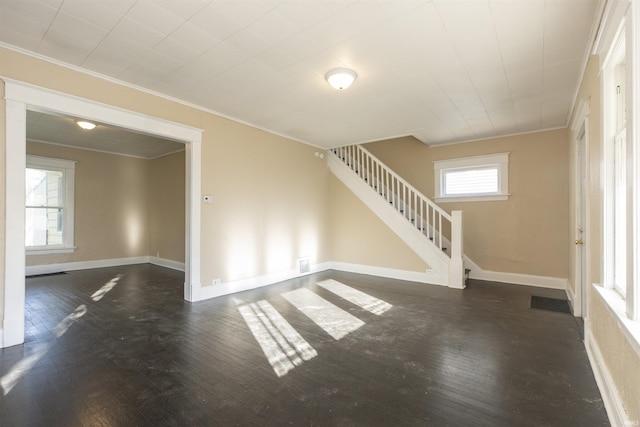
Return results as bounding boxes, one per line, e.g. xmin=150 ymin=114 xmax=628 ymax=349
xmin=281 ymin=288 xmax=365 ymax=340
xmin=317 ymin=279 xmax=392 ymax=315
xmin=91 ymin=274 xmax=122 ymax=302
xmin=1 ymin=274 xmax=122 ymax=396
xmin=238 ymin=300 xmax=317 ymax=377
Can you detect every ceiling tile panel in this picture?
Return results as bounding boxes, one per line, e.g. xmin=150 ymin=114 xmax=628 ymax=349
xmin=59 ymin=0 xmax=133 ymax=31
xmin=110 ymin=16 xmax=167 ymax=49
xmin=188 ymin=5 xmax=244 ymax=39
xmin=126 ymin=0 xmax=185 ymax=36
xmin=50 ymin=12 xmax=109 ymax=45
xmin=0 ymin=0 xmax=601 ymax=148
xmin=2 ymin=0 xmax=58 ymax=26
xmin=153 ymin=0 xmax=209 ymax=20
xmin=169 ymin=21 xmax=221 ymax=54
xmin=274 ymin=1 xmax=334 ymax=31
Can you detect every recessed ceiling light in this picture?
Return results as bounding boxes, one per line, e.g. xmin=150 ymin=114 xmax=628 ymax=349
xmin=325 ymin=68 xmax=357 ymax=90
xmin=76 ymin=120 xmax=96 ymax=130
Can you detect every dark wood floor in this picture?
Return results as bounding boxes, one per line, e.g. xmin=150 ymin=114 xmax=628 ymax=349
xmin=1 ymin=264 xmax=608 ymax=426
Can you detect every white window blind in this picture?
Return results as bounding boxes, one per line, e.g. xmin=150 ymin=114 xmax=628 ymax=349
xmin=443 ymin=167 xmax=499 ymax=196
xmin=434 ymin=153 xmax=509 ymax=202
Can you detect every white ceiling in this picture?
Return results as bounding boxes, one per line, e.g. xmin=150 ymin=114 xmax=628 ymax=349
xmin=26 ymin=111 xmax=185 ymax=159
xmin=0 ymin=0 xmax=601 ymax=149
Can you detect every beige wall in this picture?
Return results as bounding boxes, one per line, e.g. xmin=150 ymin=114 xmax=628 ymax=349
xmin=202 ymin=127 xmax=331 ymax=283
xmin=26 ymin=141 xmax=150 ymax=265
xmin=0 ymin=46 xmax=332 ymax=296
xmin=367 ymin=130 xmax=570 ymax=279
xmin=148 ymin=151 xmax=185 ymax=263
xmin=568 ymin=55 xmax=640 ymax=420
xmin=329 ymin=174 xmax=430 ymax=272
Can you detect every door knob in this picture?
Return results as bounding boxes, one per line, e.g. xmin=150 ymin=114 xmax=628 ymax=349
xmin=575 ymin=239 xmax=583 ymax=245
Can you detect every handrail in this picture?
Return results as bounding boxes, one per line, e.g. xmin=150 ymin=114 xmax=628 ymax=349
xmin=330 ymin=144 xmax=452 ymax=253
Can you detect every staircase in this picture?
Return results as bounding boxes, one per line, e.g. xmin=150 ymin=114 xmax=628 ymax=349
xmin=328 ymin=144 xmax=465 ymax=289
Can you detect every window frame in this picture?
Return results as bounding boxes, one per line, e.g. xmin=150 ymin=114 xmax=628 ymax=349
xmin=25 ymin=155 xmax=76 ymax=255
xmin=433 ymin=153 xmax=510 ymax=203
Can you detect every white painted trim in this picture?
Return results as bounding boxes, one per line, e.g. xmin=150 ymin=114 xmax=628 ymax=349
xmin=422 ymin=126 xmax=567 ymax=148
xmin=566 ymin=284 xmax=577 ymax=315
xmin=435 ymin=195 xmax=509 ymax=203
xmin=28 ymin=137 xmax=185 ymax=161
xmin=3 ymin=98 xmax=26 ymax=348
xmin=464 ymin=255 xmax=568 ymax=290
xmin=433 ymin=152 xmax=509 ymax=201
xmin=330 ymin=262 xmax=447 ymax=287
xmin=24 ymin=256 xmax=186 ymax=276
xmin=1 ymin=78 xmax=203 ymax=348
xmin=592 ymin=0 xmax=631 ymax=63
xmin=148 ymin=256 xmax=185 ymax=272
xmin=197 ymin=262 xmax=332 ymax=301
xmin=328 ymin=152 xmax=450 ymax=276
xmin=25 ymin=257 xmax=149 ymax=276
xmin=585 ymin=322 xmax=629 ymax=427
xmin=25 ymin=154 xmax=76 ymax=253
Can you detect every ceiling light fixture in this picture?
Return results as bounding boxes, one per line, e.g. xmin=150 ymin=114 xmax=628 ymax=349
xmin=325 ymin=68 xmax=357 ymax=90
xmin=76 ymin=120 xmax=96 ymax=130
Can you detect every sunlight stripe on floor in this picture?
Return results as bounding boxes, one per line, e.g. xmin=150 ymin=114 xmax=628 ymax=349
xmin=316 ymin=279 xmax=392 ymax=315
xmin=281 ymin=288 xmax=364 ymax=340
xmin=238 ymin=300 xmax=316 ymax=377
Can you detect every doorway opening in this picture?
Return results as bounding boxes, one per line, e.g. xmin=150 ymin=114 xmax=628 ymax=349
xmin=2 ymin=79 xmax=203 ymax=348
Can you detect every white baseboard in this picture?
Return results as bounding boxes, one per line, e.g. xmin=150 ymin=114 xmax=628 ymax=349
xmin=464 ymin=256 xmax=568 ymax=290
xmin=197 ymin=262 xmax=333 ymax=301
xmin=25 ymin=256 xmax=184 ymax=276
xmin=584 ymin=324 xmax=629 ymax=427
xmin=148 ymin=256 xmax=185 ymax=272
xmin=330 ymin=262 xmax=448 ymax=287
xmin=26 ymin=256 xmax=149 ymax=276
xmin=565 ymin=284 xmax=577 ymax=315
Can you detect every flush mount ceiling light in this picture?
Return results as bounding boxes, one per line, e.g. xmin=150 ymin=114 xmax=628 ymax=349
xmin=325 ymin=68 xmax=357 ymax=90
xmin=76 ymin=120 xmax=96 ymax=130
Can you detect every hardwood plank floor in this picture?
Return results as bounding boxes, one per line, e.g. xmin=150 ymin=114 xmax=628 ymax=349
xmin=1 ymin=264 xmax=608 ymax=426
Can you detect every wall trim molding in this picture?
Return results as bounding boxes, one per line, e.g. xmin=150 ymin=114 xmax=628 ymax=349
xmin=464 ymin=256 xmax=568 ymax=290
xmin=2 ymin=78 xmax=203 ymax=348
xmin=24 ymin=256 xmax=186 ymax=276
xmin=585 ymin=323 xmax=628 ymax=427
xmin=330 ymin=262 xmax=447 ymax=286
xmin=197 ymin=262 xmax=332 ymax=301
xmin=147 ymin=257 xmax=186 ymax=272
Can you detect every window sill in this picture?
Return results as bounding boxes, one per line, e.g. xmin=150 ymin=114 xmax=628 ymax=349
xmin=27 ymin=247 xmax=75 ymax=256
xmin=435 ymin=194 xmax=509 ymax=203
xmin=594 ymin=284 xmax=640 ymax=357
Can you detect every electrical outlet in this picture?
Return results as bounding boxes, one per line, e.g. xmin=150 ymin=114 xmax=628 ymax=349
xmin=212 ymin=278 xmax=221 ymax=285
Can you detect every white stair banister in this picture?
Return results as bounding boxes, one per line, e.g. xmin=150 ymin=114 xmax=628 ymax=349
xmin=449 ymin=210 xmax=465 ymax=289
xmin=328 ymin=144 xmax=465 ymax=289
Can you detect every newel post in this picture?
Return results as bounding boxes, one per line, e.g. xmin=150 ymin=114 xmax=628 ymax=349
xmin=449 ymin=210 xmax=465 ymax=289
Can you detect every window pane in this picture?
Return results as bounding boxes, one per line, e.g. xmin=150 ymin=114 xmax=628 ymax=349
xmin=25 ymin=207 xmax=63 ymax=247
xmin=26 ymin=168 xmax=63 ymax=207
xmin=444 ymin=168 xmax=498 ymax=195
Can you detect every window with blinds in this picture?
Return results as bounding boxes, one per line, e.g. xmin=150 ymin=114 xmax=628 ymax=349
xmin=434 ymin=153 xmax=509 ymax=202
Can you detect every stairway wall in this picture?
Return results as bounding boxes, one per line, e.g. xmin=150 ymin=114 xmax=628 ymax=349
xmin=329 ymin=174 xmax=431 ymax=273
xmin=365 ymin=129 xmax=570 ymax=280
